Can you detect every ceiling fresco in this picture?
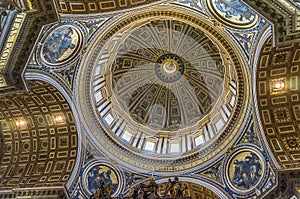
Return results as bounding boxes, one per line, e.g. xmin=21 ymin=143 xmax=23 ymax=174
xmin=1 ymin=0 xmax=300 ymax=198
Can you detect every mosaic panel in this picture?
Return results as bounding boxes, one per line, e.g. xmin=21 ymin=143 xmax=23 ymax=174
xmin=42 ymin=25 xmax=81 ymax=64
xmin=227 ymin=151 xmax=263 ymax=191
xmin=79 ymin=159 xmax=124 ymax=198
xmin=37 ymin=23 xmax=84 ymax=68
xmin=0 ymin=80 xmax=78 ymax=189
xmin=222 ymin=145 xmax=269 ymax=198
xmin=84 ymin=165 xmax=120 ymax=196
xmin=55 ymin=0 xmax=160 ymax=14
xmin=206 ymin=0 xmax=259 ymax=29
xmin=28 ymin=20 xmax=87 ymax=90
xmin=256 ymin=38 xmax=300 ymax=168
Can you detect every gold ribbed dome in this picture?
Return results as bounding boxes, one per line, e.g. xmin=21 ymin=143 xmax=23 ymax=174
xmin=78 ymin=7 xmax=250 ymax=173
xmin=111 ymin=20 xmax=225 ymax=132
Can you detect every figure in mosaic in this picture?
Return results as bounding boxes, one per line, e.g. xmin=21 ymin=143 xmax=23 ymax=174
xmin=214 ymin=0 xmax=255 ymax=21
xmin=232 ymin=152 xmax=262 ymax=189
xmin=43 ymin=26 xmax=76 ymax=63
xmin=87 ymin=165 xmax=119 ymax=199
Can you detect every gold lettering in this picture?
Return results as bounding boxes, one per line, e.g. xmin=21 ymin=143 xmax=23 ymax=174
xmin=0 ymin=13 xmax=26 ymax=68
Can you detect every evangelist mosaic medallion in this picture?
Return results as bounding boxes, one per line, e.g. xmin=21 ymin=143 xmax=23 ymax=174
xmin=41 ymin=25 xmax=82 ymax=65
xmin=225 ymin=147 xmax=266 ymax=193
xmin=81 ymin=161 xmax=122 ymax=197
xmin=206 ymin=0 xmax=258 ymax=29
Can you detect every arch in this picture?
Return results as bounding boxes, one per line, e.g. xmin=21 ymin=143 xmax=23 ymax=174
xmin=24 ymin=72 xmax=83 ymax=189
xmin=0 ymin=76 xmax=81 ymax=192
xmin=252 ymin=26 xmax=281 ymax=169
xmin=254 ymin=32 xmax=300 ymax=169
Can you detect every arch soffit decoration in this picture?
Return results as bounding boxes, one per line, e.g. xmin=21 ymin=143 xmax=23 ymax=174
xmin=255 ymin=37 xmax=300 ymax=169
xmin=0 ymin=78 xmax=81 ymax=191
xmin=24 ymin=72 xmax=84 ymax=189
xmin=54 ymin=0 xmax=166 ymax=15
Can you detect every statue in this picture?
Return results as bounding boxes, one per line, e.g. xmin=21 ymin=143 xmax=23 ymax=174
xmin=164 ymin=177 xmax=185 ymax=199
xmin=133 ymin=177 xmax=160 ymax=199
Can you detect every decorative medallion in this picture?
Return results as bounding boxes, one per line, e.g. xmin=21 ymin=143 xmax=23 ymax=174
xmin=81 ymin=160 xmax=123 ymax=198
xmin=38 ymin=24 xmax=83 ymax=67
xmin=206 ymin=0 xmax=259 ymax=29
xmin=223 ymin=145 xmax=268 ymax=196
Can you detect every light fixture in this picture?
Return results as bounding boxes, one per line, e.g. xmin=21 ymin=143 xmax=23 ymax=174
xmin=271 ymin=78 xmax=286 ymax=93
xmin=55 ymin=115 xmax=63 ymax=123
xmin=274 ymin=81 xmax=284 ymax=90
xmin=15 ymin=118 xmax=27 ymax=129
xmin=53 ymin=113 xmax=66 ymax=124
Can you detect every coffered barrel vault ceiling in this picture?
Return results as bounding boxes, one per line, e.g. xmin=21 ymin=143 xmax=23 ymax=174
xmin=54 ymin=0 xmax=163 ymax=14
xmin=256 ymin=38 xmax=300 ymax=169
xmin=1 ymin=0 xmax=300 ymax=198
xmin=0 ymin=81 xmax=78 ymax=190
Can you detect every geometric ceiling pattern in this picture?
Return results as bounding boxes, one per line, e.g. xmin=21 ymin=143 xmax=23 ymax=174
xmin=1 ymin=0 xmax=300 ymax=198
xmin=80 ymin=6 xmax=250 ymax=173
xmin=111 ymin=19 xmax=225 ymax=132
xmin=54 ymin=0 xmax=163 ymax=14
xmin=256 ymin=37 xmax=300 ymax=169
xmin=0 ymin=81 xmax=78 ymax=194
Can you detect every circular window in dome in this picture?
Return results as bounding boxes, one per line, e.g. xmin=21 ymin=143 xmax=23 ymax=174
xmin=78 ymin=7 xmax=250 ymax=173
